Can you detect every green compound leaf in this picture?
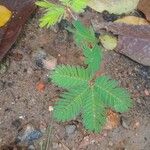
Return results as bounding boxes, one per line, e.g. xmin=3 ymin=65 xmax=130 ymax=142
xmin=60 ymin=0 xmax=89 ymax=13
xmin=53 ymin=87 xmax=88 ymax=121
xmin=82 ymin=43 xmax=103 ymax=76
xmin=82 ymin=87 xmax=106 ymax=132
xmin=36 ymin=0 xmax=56 ymax=8
xmin=95 ymin=76 xmax=133 ymax=112
xmin=36 ymin=0 xmax=65 ymax=27
xmin=51 ymin=65 xmax=91 ymax=89
xmin=68 ymin=20 xmax=97 ymax=47
xmin=68 ymin=20 xmax=102 ymax=75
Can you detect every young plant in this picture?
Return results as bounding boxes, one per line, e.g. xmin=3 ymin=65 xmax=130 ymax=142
xmin=36 ymin=0 xmax=132 ymax=133
xmin=35 ymin=0 xmax=89 ymax=27
xmin=50 ymin=21 xmax=132 ymax=132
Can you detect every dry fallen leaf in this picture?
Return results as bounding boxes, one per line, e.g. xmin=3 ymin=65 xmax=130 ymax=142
xmin=104 ymin=109 xmax=120 ymax=130
xmin=0 ymin=0 xmax=36 ymax=61
xmin=0 ymin=5 xmax=12 ymax=27
xmin=99 ymin=33 xmax=117 ymax=50
xmin=115 ymin=16 xmax=149 ymax=25
xmin=138 ymin=0 xmax=150 ymax=22
xmin=88 ymin=0 xmax=139 ymax=14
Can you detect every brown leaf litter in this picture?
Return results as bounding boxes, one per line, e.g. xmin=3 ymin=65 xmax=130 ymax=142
xmin=0 ymin=0 xmax=36 ymax=61
xmin=138 ymin=0 xmax=150 ymax=22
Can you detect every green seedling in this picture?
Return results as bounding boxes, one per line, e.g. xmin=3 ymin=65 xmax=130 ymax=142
xmin=50 ymin=21 xmax=132 ymax=132
xmin=36 ymin=0 xmax=132 ymax=132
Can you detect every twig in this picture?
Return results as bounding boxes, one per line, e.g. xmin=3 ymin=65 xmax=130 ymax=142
xmin=55 ymin=134 xmax=70 ymax=150
xmin=45 ymin=113 xmax=53 ymax=150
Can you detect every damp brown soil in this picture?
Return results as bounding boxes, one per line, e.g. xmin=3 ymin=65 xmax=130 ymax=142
xmin=0 ymin=10 xmax=150 ymax=150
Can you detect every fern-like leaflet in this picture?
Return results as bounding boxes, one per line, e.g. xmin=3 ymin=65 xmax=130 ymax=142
xmin=67 ymin=21 xmax=101 ymax=75
xmin=53 ymin=86 xmax=88 ymax=121
xmin=95 ymin=76 xmax=132 ymax=112
xmin=36 ymin=0 xmax=89 ymax=27
xmin=60 ymin=0 xmax=89 ymax=13
xmin=36 ymin=0 xmax=65 ymax=27
xmin=68 ymin=20 xmax=97 ymax=47
xmin=51 ymin=65 xmax=91 ymax=89
xmin=82 ymin=87 xmax=106 ymax=132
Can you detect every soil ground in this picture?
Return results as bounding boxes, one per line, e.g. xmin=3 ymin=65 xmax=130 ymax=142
xmin=0 ymin=10 xmax=150 ymax=150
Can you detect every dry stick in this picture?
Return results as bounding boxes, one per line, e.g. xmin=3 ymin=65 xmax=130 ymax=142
xmin=45 ymin=112 xmax=54 ymax=150
xmin=55 ymin=134 xmax=70 ymax=150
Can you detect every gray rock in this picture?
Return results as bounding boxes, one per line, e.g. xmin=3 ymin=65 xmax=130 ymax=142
xmin=32 ymin=49 xmax=57 ymax=70
xmin=136 ymin=66 xmax=150 ymax=80
xmin=11 ymin=119 xmax=22 ymax=129
xmin=121 ymin=116 xmax=130 ymax=129
xmin=52 ymin=142 xmax=60 ymax=149
xmin=92 ymin=20 xmax=150 ymax=66
xmin=0 ymin=80 xmax=5 ymax=90
xmin=108 ymin=141 xmax=113 ymax=147
xmin=0 ymin=58 xmax=9 ymax=74
xmin=65 ymin=125 xmax=76 ymax=135
xmin=32 ymin=49 xmax=47 ymax=68
xmin=28 ymin=145 xmax=35 ymax=150
xmin=16 ymin=124 xmax=43 ymax=145
xmin=42 ymin=55 xmax=57 ymax=70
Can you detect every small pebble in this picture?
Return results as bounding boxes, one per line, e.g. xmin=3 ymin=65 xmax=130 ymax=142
xmin=144 ymin=89 xmax=150 ymax=96
xmin=36 ymin=81 xmax=46 ymax=92
xmin=25 ymin=130 xmax=42 ymax=142
xmin=28 ymin=145 xmax=35 ymax=150
xmin=108 ymin=141 xmax=113 ymax=147
xmin=32 ymin=50 xmax=47 ymax=68
xmin=137 ymin=99 xmax=141 ymax=104
xmin=27 ymin=67 xmax=33 ymax=75
xmin=0 ymin=58 xmax=9 ymax=74
xmin=133 ymin=121 xmax=140 ymax=129
xmin=48 ymin=106 xmax=54 ymax=112
xmin=0 ymin=80 xmax=5 ymax=90
xmin=65 ymin=124 xmax=76 ymax=135
xmin=91 ymin=140 xmax=95 ymax=144
xmin=137 ymin=66 xmax=150 ymax=79
xmin=121 ymin=117 xmax=129 ymax=129
xmin=32 ymin=49 xmax=57 ymax=70
xmin=42 ymin=55 xmax=57 ymax=70
xmin=12 ymin=119 xmax=21 ymax=129
xmin=16 ymin=124 xmax=43 ymax=144
xmin=52 ymin=142 xmax=60 ymax=149
xmin=19 ymin=115 xmax=25 ymax=119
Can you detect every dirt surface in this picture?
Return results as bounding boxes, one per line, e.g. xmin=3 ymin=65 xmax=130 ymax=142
xmin=0 ymin=10 xmax=150 ymax=150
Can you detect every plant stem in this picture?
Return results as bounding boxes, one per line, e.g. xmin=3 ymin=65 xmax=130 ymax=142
xmin=67 ymin=8 xmax=78 ymax=20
